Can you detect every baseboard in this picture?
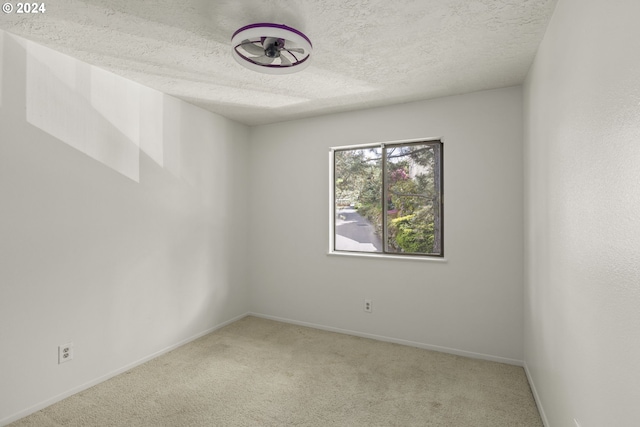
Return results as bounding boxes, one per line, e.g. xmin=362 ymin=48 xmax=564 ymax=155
xmin=0 ymin=312 xmax=249 ymax=427
xmin=524 ymin=361 xmax=550 ymax=427
xmin=248 ymin=312 xmax=524 ymax=366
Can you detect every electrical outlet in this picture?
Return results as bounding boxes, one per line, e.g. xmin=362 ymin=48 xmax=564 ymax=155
xmin=58 ymin=342 xmax=74 ymax=364
xmin=364 ymin=299 xmax=372 ymax=313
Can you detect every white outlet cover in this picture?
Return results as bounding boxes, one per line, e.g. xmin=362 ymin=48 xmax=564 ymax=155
xmin=58 ymin=342 xmax=74 ymax=364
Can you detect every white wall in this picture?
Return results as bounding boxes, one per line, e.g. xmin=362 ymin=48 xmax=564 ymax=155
xmin=0 ymin=31 xmax=250 ymax=424
xmin=523 ymin=1 xmax=640 ymax=425
xmin=249 ymin=86 xmax=524 ymax=363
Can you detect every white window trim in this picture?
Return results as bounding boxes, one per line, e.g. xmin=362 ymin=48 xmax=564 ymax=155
xmin=326 ymin=250 xmax=448 ymax=262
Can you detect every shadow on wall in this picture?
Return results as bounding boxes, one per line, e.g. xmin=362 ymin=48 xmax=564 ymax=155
xmin=1 ymin=31 xmax=185 ymax=183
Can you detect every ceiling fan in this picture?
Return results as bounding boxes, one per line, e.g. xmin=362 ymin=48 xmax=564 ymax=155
xmin=231 ymin=23 xmax=313 ymax=74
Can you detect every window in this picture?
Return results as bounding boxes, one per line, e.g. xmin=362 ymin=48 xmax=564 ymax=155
xmin=331 ymin=139 xmax=443 ymax=257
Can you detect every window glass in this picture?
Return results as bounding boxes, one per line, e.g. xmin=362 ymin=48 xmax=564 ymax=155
xmin=333 ymin=140 xmax=443 ymax=257
xmin=334 ymin=147 xmax=382 ymax=252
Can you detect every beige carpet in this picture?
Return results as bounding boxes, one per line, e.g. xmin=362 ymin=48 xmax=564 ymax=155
xmin=10 ymin=316 xmax=542 ymax=426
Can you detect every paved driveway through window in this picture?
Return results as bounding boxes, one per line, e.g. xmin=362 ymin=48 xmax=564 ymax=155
xmin=335 ymin=208 xmax=382 ymax=252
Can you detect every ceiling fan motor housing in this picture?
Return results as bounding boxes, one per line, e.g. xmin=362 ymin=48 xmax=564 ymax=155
xmin=264 ymin=38 xmax=284 ymax=58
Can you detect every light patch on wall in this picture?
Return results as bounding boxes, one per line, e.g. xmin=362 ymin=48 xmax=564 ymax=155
xmin=24 ymin=39 xmax=166 ymax=181
xmin=139 ymin=86 xmax=164 ymax=167
xmin=26 ymin=41 xmax=140 ymax=181
xmin=159 ymin=94 xmax=182 ymax=179
xmin=90 ymin=66 xmax=141 ymax=147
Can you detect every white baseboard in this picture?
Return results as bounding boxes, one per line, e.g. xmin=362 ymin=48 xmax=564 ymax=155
xmin=0 ymin=313 xmax=249 ymax=427
xmin=248 ymin=312 xmax=524 ymax=366
xmin=524 ymin=361 xmax=550 ymax=427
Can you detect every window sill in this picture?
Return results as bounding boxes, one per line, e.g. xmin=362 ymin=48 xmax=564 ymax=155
xmin=327 ymin=251 xmax=448 ymax=263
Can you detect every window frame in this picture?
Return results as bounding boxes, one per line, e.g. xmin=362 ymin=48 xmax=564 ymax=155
xmin=329 ymin=137 xmax=444 ymax=259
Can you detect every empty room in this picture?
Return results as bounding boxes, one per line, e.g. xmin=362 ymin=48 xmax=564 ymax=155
xmin=1 ymin=0 xmax=639 ymax=426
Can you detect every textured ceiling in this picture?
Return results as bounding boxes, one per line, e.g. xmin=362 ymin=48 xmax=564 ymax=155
xmin=0 ymin=0 xmax=557 ymax=126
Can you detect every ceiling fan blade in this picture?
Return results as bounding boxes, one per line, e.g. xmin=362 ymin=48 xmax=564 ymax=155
xmin=285 ymin=48 xmax=305 ymax=54
xmin=279 ymin=54 xmax=292 ymax=66
xmin=253 ymin=55 xmax=275 ymax=65
xmin=240 ymin=39 xmax=265 ymax=56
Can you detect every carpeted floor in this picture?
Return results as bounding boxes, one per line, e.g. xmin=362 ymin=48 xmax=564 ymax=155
xmin=10 ymin=316 xmax=542 ymax=426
